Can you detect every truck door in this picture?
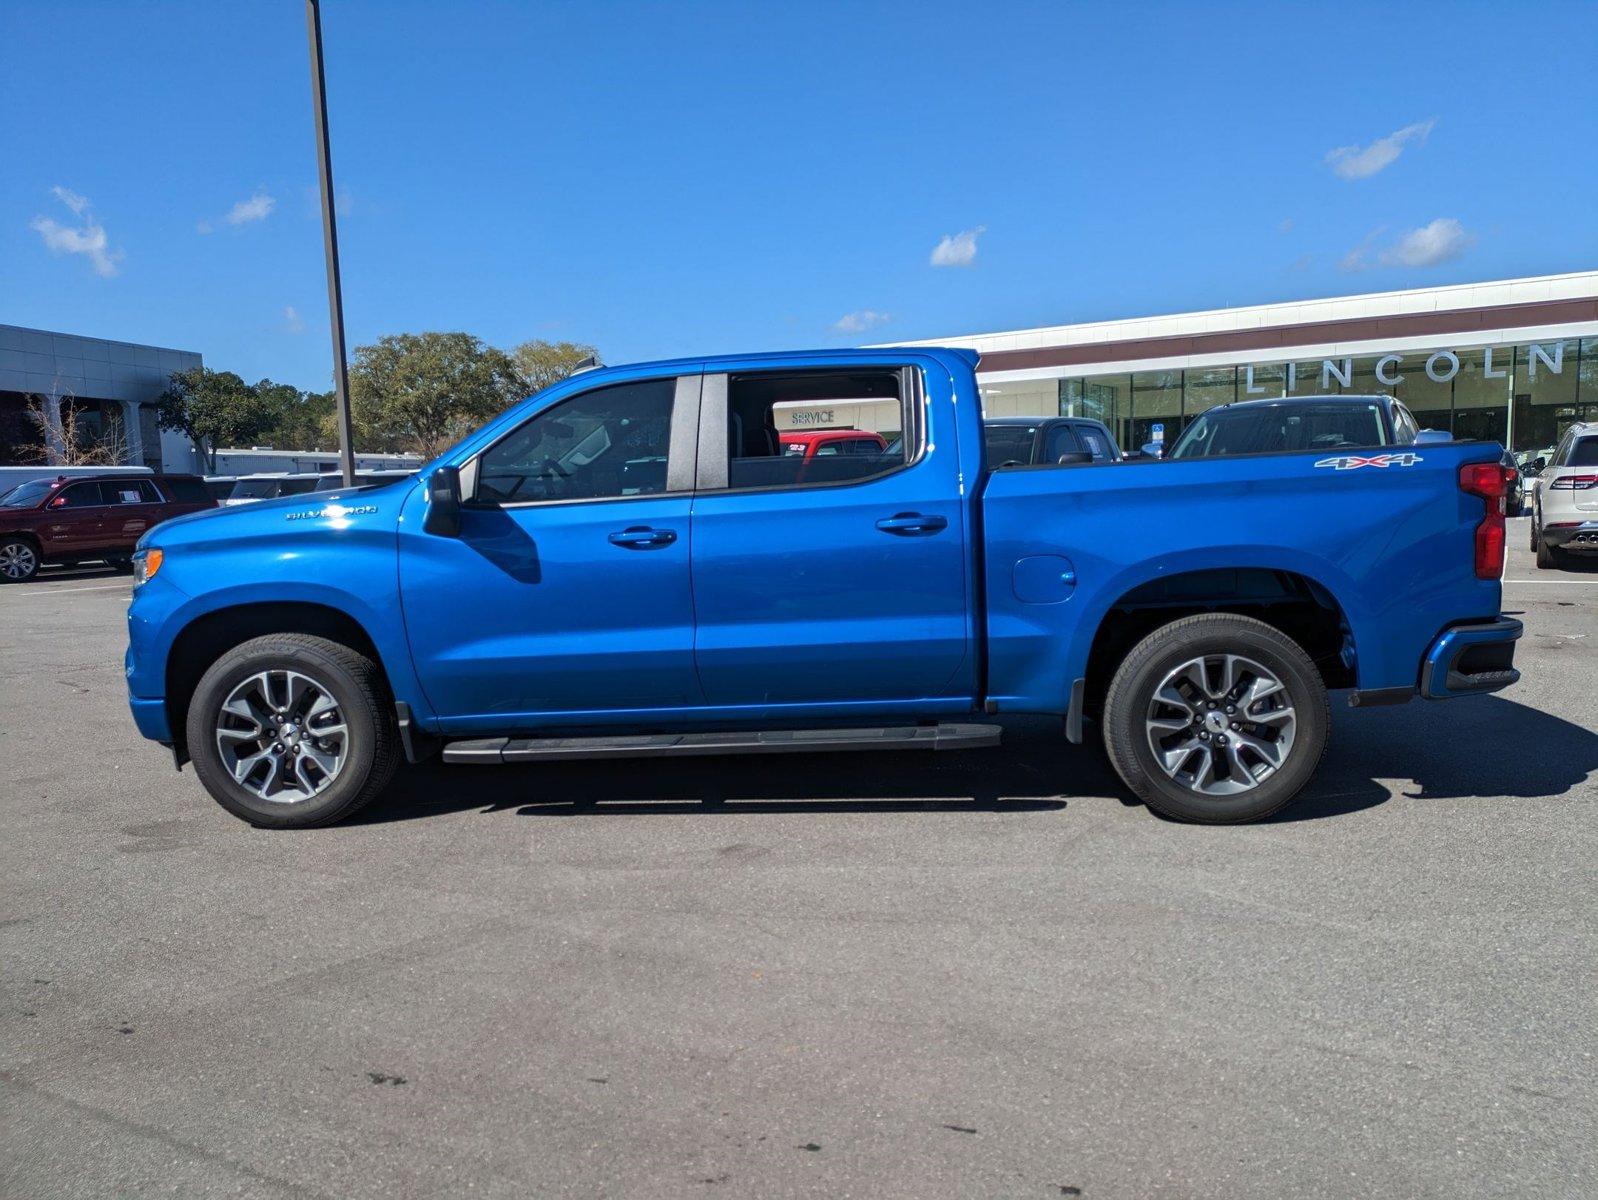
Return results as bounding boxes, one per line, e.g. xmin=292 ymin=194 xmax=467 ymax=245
xmin=688 ymin=362 xmax=972 ymax=710
xmin=398 ymin=374 xmax=705 ymax=730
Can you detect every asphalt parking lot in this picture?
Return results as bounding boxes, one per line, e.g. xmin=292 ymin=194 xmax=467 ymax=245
xmin=2 ymin=516 xmax=1594 ymax=1200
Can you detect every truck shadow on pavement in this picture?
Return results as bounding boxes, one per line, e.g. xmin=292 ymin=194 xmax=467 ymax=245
xmin=353 ymin=694 xmax=1597 ymax=826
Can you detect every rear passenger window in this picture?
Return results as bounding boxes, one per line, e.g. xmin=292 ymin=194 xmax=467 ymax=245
xmin=1079 ymin=430 xmax=1107 ymax=459
xmin=725 ymin=370 xmax=910 ymax=490
xmin=106 ymin=481 xmax=159 ymax=504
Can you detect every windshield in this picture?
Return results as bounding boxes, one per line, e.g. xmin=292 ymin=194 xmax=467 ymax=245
xmin=1170 ymin=403 xmax=1387 ymax=459
xmin=1 ymin=480 xmax=57 ymax=508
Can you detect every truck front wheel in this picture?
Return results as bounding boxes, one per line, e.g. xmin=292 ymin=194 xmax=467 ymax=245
xmin=1102 ymin=613 xmax=1330 ymax=823
xmin=185 ymin=634 xmax=400 ymax=828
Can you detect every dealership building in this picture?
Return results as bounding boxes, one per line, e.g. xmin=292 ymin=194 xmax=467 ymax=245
xmin=895 ymin=270 xmax=1598 ymax=455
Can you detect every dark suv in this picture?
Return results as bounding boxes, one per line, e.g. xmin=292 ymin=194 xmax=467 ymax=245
xmin=0 ymin=474 xmax=216 ymax=582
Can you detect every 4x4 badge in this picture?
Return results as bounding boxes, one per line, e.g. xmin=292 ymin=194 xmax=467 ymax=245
xmin=1314 ymin=453 xmax=1423 ymax=470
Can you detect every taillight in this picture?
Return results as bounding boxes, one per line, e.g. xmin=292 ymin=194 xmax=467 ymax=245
xmin=1458 ymin=462 xmax=1506 ymax=580
xmin=1549 ymin=473 xmax=1598 ymax=490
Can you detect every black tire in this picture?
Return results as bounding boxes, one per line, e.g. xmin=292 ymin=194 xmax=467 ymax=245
xmin=1529 ymin=512 xmax=1539 ymax=551
xmin=1536 ymin=532 xmax=1560 ymax=570
xmin=1102 ymin=613 xmax=1330 ymax=823
xmin=0 ymin=537 xmax=40 ymax=583
xmin=186 ymin=634 xmax=400 ymax=828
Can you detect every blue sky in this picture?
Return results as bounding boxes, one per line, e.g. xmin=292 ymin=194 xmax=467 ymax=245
xmin=3 ymin=0 xmax=1595 ymax=391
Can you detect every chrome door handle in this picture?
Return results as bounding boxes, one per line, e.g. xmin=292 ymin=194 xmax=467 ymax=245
xmin=608 ymin=526 xmax=677 ymax=548
xmin=875 ymin=512 xmax=948 ymax=535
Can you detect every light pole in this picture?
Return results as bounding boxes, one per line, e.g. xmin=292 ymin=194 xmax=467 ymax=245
xmin=305 ymin=0 xmax=356 ymax=486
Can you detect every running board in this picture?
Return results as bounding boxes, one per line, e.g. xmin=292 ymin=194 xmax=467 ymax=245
xmin=441 ymin=723 xmax=1002 ymax=764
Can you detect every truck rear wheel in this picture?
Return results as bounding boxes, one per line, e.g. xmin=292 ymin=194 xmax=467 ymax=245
xmin=1102 ymin=613 xmax=1329 ymax=823
xmin=185 ymin=634 xmax=400 ymax=828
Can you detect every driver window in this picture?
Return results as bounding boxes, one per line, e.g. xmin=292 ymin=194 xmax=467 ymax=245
xmin=475 ymin=378 xmax=677 ymax=504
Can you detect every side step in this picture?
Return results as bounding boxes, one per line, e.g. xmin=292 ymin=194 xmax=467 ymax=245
xmin=441 ymin=723 xmax=1002 ymax=764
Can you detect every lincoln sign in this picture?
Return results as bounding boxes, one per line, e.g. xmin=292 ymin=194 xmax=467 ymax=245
xmin=1244 ymin=342 xmax=1567 ymax=394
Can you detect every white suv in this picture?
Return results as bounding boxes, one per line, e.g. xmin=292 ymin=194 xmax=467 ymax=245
xmin=1529 ymin=422 xmax=1598 ymax=569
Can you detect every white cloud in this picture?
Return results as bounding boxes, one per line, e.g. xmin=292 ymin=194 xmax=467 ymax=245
xmin=1339 ymin=228 xmax=1382 ymax=272
xmin=832 ymin=309 xmax=891 ymax=334
xmin=30 ymin=188 xmax=121 ymax=277
xmin=1325 ymin=119 xmax=1436 ymax=180
xmin=930 ymin=225 xmax=985 ymax=267
xmin=1340 ymin=218 xmax=1473 ymax=272
xmin=226 ymin=191 xmax=276 ymax=226
xmin=1379 ymin=217 xmax=1473 ymax=267
xmin=283 ymin=305 xmax=305 ymax=334
xmin=51 ymin=185 xmax=90 ymax=215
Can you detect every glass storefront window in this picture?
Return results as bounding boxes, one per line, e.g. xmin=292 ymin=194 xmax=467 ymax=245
xmin=1078 ymin=373 xmax=1131 ymax=445
xmin=1024 ymin=337 xmax=1592 ymax=458
xmin=1182 ymin=367 xmax=1235 ymax=426
xmin=1239 ymin=363 xmax=1286 ymax=399
xmin=1130 ymin=370 xmax=1181 ymax=449
xmin=1515 ymin=339 xmax=1581 ymax=452
xmin=1452 ymin=348 xmax=1512 ymax=445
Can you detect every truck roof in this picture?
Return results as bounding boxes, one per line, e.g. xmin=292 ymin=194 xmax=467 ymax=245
xmin=549 ymin=345 xmax=982 ymax=380
xmin=1215 ymin=393 xmax=1397 ymax=411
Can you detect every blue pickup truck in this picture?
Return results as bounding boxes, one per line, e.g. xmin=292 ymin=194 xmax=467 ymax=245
xmin=124 ymin=348 xmax=1521 ymax=828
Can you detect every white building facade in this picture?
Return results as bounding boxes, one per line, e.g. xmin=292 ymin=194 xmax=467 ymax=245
xmin=890 ymin=271 xmax=1598 ymax=455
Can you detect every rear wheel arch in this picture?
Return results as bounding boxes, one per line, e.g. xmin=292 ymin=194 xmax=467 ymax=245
xmin=165 ymin=602 xmax=392 ymax=761
xmin=1081 ymin=567 xmax=1356 ymax=720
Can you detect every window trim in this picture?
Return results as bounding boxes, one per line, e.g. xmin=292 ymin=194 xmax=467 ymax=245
xmin=463 ymin=373 xmax=700 ymax=510
xmin=693 ymin=365 xmax=925 ymax=495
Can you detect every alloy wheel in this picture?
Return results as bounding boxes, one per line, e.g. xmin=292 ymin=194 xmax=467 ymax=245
xmin=1145 ymin=654 xmax=1297 ymax=797
xmin=214 ymin=670 xmax=349 ymax=802
xmin=0 ymin=542 xmax=37 ymax=580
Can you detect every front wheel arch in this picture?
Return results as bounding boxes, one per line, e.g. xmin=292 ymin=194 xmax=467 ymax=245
xmin=165 ymin=602 xmax=392 ymax=763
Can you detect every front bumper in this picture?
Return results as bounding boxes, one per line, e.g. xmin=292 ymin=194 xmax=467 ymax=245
xmin=1540 ymin=519 xmax=1598 ymax=550
xmin=128 ymin=692 xmax=172 ymax=742
xmin=1420 ymin=617 xmax=1523 ymax=700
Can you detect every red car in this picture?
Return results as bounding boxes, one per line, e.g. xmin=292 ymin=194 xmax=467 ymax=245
xmin=0 ymin=474 xmax=217 ymax=583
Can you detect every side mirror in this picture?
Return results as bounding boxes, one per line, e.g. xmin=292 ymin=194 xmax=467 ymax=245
xmin=423 ymin=465 xmax=462 ymax=537
xmin=1413 ymin=429 xmax=1454 ymax=446
xmin=1140 ymin=442 xmax=1165 ymax=459
xmin=1522 ymin=462 xmax=1542 ymax=478
xmin=1055 ymin=451 xmax=1094 ymax=466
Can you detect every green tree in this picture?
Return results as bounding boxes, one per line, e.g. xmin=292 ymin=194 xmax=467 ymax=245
xmin=349 ymin=333 xmax=523 ymax=457
xmin=256 ymin=380 xmax=336 ymax=452
xmin=510 ymin=339 xmax=598 ymax=394
xmin=154 ymin=367 xmax=276 ymax=472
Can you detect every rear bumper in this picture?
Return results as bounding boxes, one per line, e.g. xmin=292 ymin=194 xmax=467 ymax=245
xmin=1420 ymin=617 xmax=1523 ymax=700
xmin=1540 ymin=519 xmax=1598 ymax=550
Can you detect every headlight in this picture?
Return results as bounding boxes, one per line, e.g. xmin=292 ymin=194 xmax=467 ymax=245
xmin=132 ymin=547 xmax=164 ymax=587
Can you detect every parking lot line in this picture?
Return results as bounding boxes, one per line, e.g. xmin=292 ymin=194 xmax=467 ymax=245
xmin=7 ymin=583 xmax=131 ymax=596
